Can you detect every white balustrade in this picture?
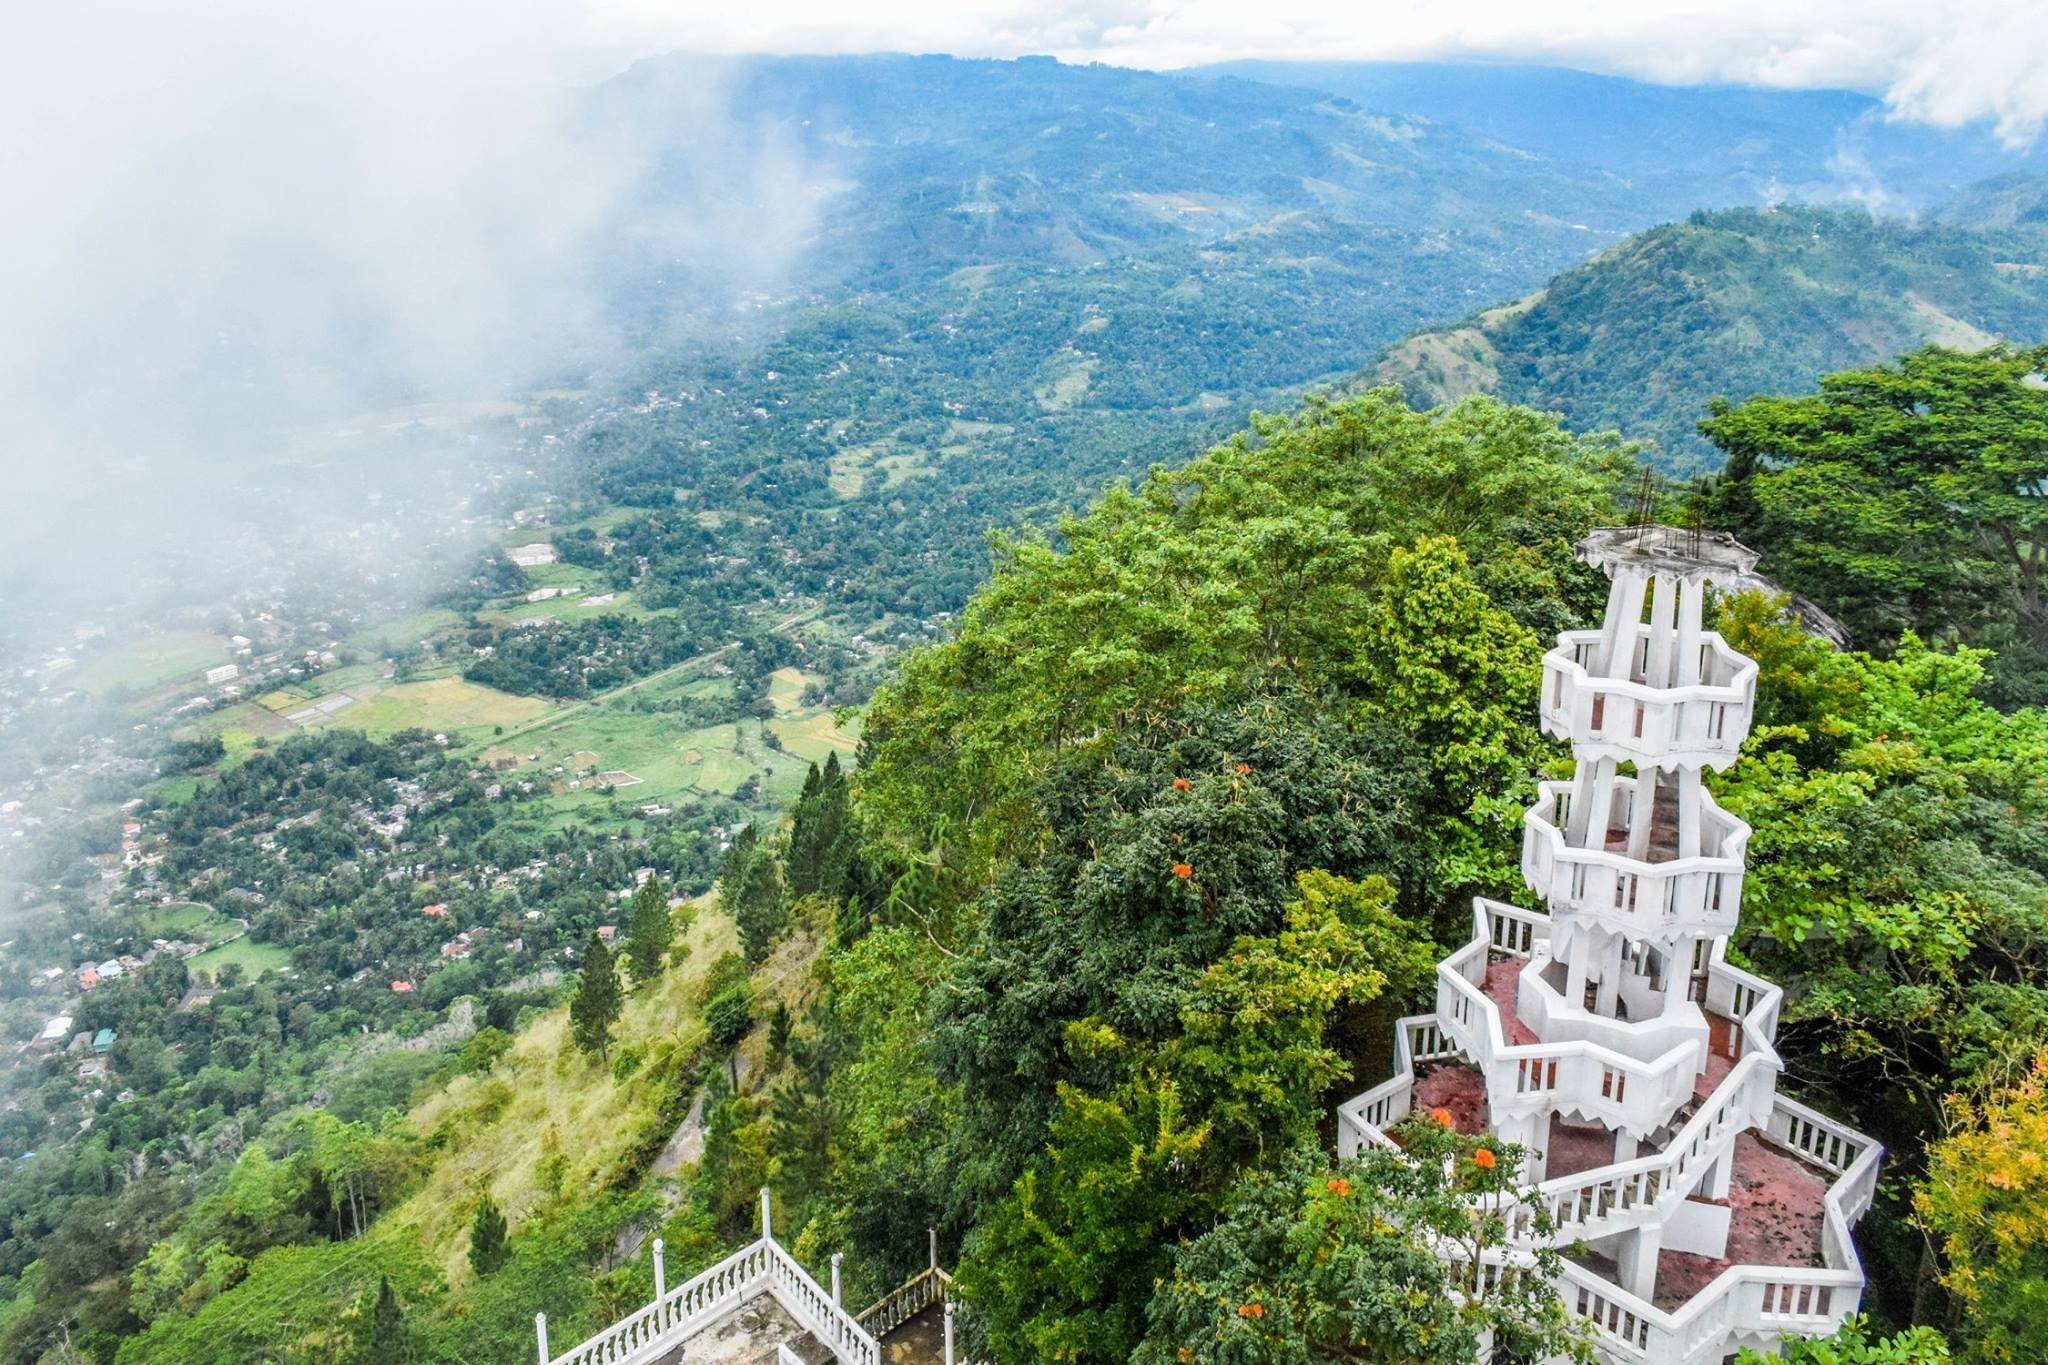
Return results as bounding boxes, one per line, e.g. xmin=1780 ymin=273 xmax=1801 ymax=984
xmin=1436 ymin=956 xmax=1699 ymax=1138
xmin=546 ymin=1234 xmax=877 ymax=1365
xmin=1522 ymin=780 xmax=1749 ymax=939
xmin=1542 ymin=627 xmax=1757 ymax=770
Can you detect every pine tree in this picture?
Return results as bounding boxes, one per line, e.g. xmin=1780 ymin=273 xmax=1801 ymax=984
xmin=624 ymin=873 xmax=671 ymax=988
xmin=354 ymin=1275 xmax=407 ymax=1364
xmin=469 ymin=1192 xmax=509 ymax=1277
xmin=570 ymin=932 xmax=622 ymax=1063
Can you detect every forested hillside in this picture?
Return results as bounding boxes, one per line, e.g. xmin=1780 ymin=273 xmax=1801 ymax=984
xmin=1369 ymin=206 xmax=2048 ymax=465
xmin=65 ymin=359 xmax=2048 ymax=1364
xmin=7 ymin=49 xmax=2048 ymax=1365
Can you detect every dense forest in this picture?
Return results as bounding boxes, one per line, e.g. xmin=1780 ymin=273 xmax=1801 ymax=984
xmin=17 ymin=345 xmax=2039 ymax=1365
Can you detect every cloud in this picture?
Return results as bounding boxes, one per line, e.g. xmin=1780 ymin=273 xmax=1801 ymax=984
xmin=588 ymin=0 xmax=2048 ymax=145
xmin=0 ymin=1 xmax=821 ymax=646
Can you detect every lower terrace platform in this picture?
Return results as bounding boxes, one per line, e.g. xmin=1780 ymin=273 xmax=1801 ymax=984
xmin=1566 ymin=1128 xmax=1830 ymax=1312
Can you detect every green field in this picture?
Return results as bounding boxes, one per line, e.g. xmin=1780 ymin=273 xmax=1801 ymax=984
xmin=183 ymin=700 xmax=297 ymax=758
xmin=347 ymin=607 xmax=464 ymax=656
xmin=139 ymin=902 xmax=241 ymax=947
xmin=257 ymin=673 xmax=549 ymax=743
xmin=70 ymin=631 xmax=230 ymax=697
xmin=475 ymin=657 xmax=835 ymax=829
xmin=190 ymin=936 xmax=293 ymax=981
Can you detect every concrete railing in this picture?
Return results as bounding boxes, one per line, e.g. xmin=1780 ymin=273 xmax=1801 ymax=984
xmin=1557 ymin=1094 xmax=1879 ymax=1365
xmin=1437 ymin=936 xmax=1700 ymax=1139
xmin=543 ymin=1193 xmax=877 ymax=1365
xmin=1542 ymin=626 xmax=1756 ymax=771
xmin=857 ymin=1265 xmax=952 ymax=1339
xmin=1336 ymin=1014 xmax=1458 ymax=1157
xmin=1523 ymin=779 xmax=1748 ymax=939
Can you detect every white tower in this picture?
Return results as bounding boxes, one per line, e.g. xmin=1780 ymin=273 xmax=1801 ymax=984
xmin=1339 ymin=526 xmax=1882 ymax=1364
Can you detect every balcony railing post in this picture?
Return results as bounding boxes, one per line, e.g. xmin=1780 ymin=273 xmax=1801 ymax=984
xmin=943 ymin=1299 xmax=956 ymax=1365
xmin=535 ymin=1311 xmax=549 ymax=1365
xmin=760 ymin=1187 xmax=773 ymax=1239
xmin=832 ymin=1252 xmax=843 ymax=1304
xmin=653 ymin=1237 xmax=666 ymax=1300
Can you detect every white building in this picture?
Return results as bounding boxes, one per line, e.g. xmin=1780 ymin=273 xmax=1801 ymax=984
xmin=1338 ymin=526 xmax=1879 ymax=1363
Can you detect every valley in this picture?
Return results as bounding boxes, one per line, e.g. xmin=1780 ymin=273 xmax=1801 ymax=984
xmin=0 ymin=47 xmax=2044 ymax=1365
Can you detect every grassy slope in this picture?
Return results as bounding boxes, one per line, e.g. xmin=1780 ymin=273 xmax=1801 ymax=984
xmin=393 ymin=906 xmax=736 ymax=1282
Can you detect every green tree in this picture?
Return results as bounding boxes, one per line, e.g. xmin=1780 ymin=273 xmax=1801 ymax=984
xmin=1738 ymin=1318 xmax=1952 ymax=1364
xmin=570 ymin=933 xmax=623 ymax=1064
xmin=353 ymin=1275 xmax=407 ymax=1365
xmin=624 ymin=873 xmax=672 ymax=988
xmin=720 ymin=825 xmax=788 ymax=963
xmin=1356 ymin=533 xmax=1544 ymax=895
xmin=1700 ymin=344 xmax=2048 ymax=701
xmin=1916 ymin=1052 xmax=2048 ymax=1364
xmin=860 ymin=390 xmax=1625 ymax=877
xmin=954 ymin=1077 xmax=1210 ymax=1364
xmin=1136 ymin=1128 xmax=1589 ymax=1365
xmin=468 ymin=1193 xmax=509 ymax=1278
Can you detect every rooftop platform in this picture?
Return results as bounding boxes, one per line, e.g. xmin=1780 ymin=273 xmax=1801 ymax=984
xmin=1576 ymin=525 xmax=1759 ymax=586
xmin=648 ymin=1296 xmax=829 ymax=1365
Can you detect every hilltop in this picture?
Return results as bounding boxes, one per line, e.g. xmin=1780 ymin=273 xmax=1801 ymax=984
xmin=1366 ymin=204 xmax=2048 ymax=465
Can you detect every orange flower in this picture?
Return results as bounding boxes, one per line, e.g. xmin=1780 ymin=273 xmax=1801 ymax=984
xmin=1234 ymin=762 xmax=1251 ymax=775
xmin=1238 ymin=1302 xmax=1264 ymax=1319
xmin=1172 ymin=862 xmax=1193 ymax=879
xmin=1473 ymin=1148 xmax=1497 ymax=1170
xmin=1429 ymin=1108 xmax=1453 ymax=1127
xmin=1325 ymin=1177 xmax=1350 ymax=1197
xmin=1172 ymin=777 xmax=1192 ymax=792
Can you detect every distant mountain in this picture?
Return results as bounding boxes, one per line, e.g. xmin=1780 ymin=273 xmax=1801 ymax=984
xmin=1364 ymin=205 xmax=2048 ymax=468
xmin=1937 ymin=172 xmax=2048 ymax=231
xmin=1197 ymin=61 xmax=2048 ymax=219
xmin=590 ymin=53 xmax=1648 ymax=309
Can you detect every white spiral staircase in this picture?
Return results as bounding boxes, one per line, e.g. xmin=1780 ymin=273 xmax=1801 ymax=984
xmin=1337 ymin=526 xmax=1880 ymax=1365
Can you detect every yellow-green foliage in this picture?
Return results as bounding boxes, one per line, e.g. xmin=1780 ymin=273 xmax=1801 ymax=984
xmin=392 ymin=907 xmax=738 ymax=1281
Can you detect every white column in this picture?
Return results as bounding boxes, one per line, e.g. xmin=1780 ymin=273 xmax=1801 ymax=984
xmin=1614 ymin=1129 xmax=1638 ymax=1164
xmin=1599 ymin=571 xmax=1649 ymax=680
xmin=1564 ymin=923 xmax=1590 ymax=1008
xmin=653 ymin=1238 xmax=666 ymax=1300
xmin=1625 ymin=771 xmax=1658 ymax=862
xmin=1595 ymin=933 xmax=1624 ymax=1016
xmin=1645 ymin=573 xmax=1677 ymax=689
xmin=760 ymin=1188 xmax=772 ymax=1239
xmin=1593 ymin=571 xmax=1631 ymax=674
xmin=1675 ymin=579 xmax=1705 ymax=687
xmin=1676 ymin=768 xmax=1702 ymax=860
xmin=1618 ymin=1222 xmax=1663 ymax=1300
xmin=1662 ymin=937 xmax=1693 ymax=1016
xmin=944 ymin=1301 xmax=957 ymax=1365
xmin=929 ymin=1226 xmax=939 ymax=1271
xmin=535 ymin=1313 xmax=549 ymax=1365
xmin=1699 ymin=1151 xmax=1733 ymax=1200
xmin=1568 ymin=759 xmax=1618 ymax=849
xmin=831 ymin=1252 xmax=843 ymax=1305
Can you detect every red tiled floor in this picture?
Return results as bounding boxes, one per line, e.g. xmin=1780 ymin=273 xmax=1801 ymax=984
xmin=1651 ymin=1130 xmax=1830 ymax=1310
xmin=1483 ymin=956 xmax=1540 ymax=1046
xmin=1547 ymin=1113 xmax=1624 ymax=1180
xmin=1411 ymin=1060 xmax=1490 ymax=1135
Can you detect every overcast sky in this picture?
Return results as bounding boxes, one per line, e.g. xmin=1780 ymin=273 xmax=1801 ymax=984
xmin=0 ymin=0 xmax=2040 ymax=650
xmin=587 ymin=0 xmax=2048 ymax=145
